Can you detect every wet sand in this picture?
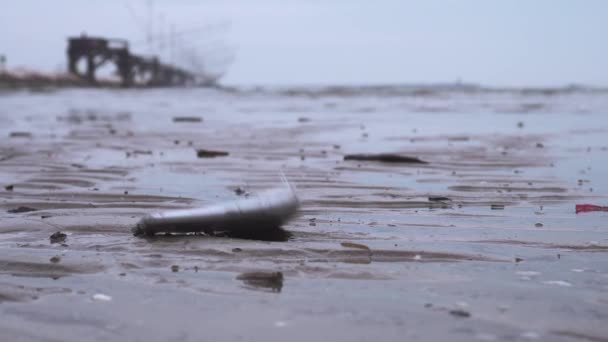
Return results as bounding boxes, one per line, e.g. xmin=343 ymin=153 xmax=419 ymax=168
xmin=1 ymin=87 xmax=607 ymax=341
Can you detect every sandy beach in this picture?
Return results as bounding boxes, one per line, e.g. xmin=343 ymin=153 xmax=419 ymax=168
xmin=1 ymin=86 xmax=607 ymax=341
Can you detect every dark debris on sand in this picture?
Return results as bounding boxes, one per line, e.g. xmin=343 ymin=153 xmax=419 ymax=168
xmin=7 ymin=206 xmax=38 ymax=214
xmin=237 ymin=271 xmax=284 ymax=292
xmin=196 ymin=149 xmax=229 ymax=158
xmin=344 ymin=153 xmax=428 ymax=164
xmin=9 ymin=132 xmax=32 ymax=138
xmin=429 ymin=196 xmax=451 ymax=202
xmin=173 ymin=116 xmax=203 ymax=123
xmin=449 ymin=309 xmax=471 ymax=318
xmin=50 ymin=231 xmax=67 ymax=244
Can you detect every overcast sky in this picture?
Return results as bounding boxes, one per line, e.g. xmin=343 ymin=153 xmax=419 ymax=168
xmin=1 ymin=0 xmax=607 ymax=86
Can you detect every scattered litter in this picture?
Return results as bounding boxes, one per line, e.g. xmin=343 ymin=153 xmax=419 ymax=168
xmin=341 ymin=242 xmax=371 ymax=251
xmin=92 ymin=293 xmax=112 ymax=302
xmin=576 ymin=204 xmax=608 ymax=214
xmin=490 ymin=204 xmax=505 ymax=210
xmin=196 ymin=149 xmax=229 ymax=158
xmin=4 ymin=184 xmax=13 ymax=191
xmin=543 ymin=280 xmax=572 ymax=287
xmin=514 ymin=257 xmax=524 ymax=263
xmin=571 ymin=269 xmax=585 ymax=273
xmin=237 ymin=271 xmax=283 ymax=292
xmin=49 ymin=231 xmax=67 ymax=244
xmin=8 ymin=206 xmax=38 ymax=213
xmin=343 ymin=153 xmax=428 ymax=164
xmin=429 ymin=196 xmax=451 ymax=202
xmin=413 ymin=254 xmax=422 ymax=261
xmin=133 ymin=182 xmax=299 ymax=236
xmin=449 ymin=309 xmax=471 ymax=318
xmin=516 ymin=271 xmax=540 ymax=277
xmin=9 ymin=132 xmax=32 ymax=138
xmin=172 ymin=116 xmax=202 ymax=123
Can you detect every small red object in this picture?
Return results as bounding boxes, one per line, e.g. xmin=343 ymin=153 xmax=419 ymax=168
xmin=576 ymin=204 xmax=608 ymax=214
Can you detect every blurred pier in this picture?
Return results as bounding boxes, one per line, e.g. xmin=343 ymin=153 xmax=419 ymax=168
xmin=67 ymin=35 xmax=195 ymax=87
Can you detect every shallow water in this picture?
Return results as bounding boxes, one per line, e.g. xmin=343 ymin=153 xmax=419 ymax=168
xmin=0 ymin=86 xmax=607 ymax=341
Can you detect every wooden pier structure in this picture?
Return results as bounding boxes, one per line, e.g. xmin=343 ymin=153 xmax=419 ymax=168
xmin=67 ymin=35 xmax=195 ymax=87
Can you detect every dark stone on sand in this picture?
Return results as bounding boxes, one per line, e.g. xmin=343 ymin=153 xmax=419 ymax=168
xmin=344 ymin=153 xmax=427 ymax=164
xmin=4 ymin=184 xmax=13 ymax=191
xmin=237 ymin=271 xmax=283 ymax=292
xmin=449 ymin=309 xmax=471 ymax=318
xmin=232 ymin=248 xmax=242 ymax=253
xmin=491 ymin=204 xmax=505 ymax=210
xmin=8 ymin=206 xmax=38 ymax=213
xmin=50 ymin=231 xmax=67 ymax=244
xmin=171 ymin=265 xmax=179 ymax=272
xmin=429 ymin=196 xmax=451 ymax=202
xmin=298 ymin=117 xmax=311 ymax=123
xmin=234 ymin=187 xmax=246 ymax=196
xmin=535 ymin=223 xmax=544 ymax=228
xmin=49 ymin=256 xmax=61 ymax=264
xmin=196 ymin=149 xmax=229 ymax=158
xmin=173 ymin=116 xmax=202 ymax=123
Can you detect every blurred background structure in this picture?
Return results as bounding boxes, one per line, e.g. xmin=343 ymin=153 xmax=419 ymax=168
xmin=1 ymin=0 xmax=607 ymax=87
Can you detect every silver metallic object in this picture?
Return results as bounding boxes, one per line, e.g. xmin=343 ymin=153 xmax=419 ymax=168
xmin=132 ymin=181 xmax=299 ymax=236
